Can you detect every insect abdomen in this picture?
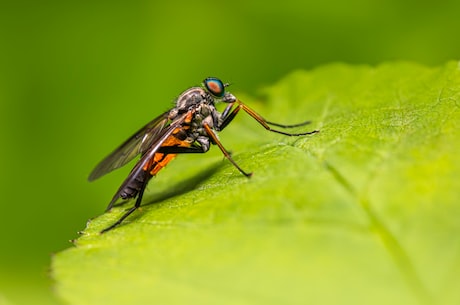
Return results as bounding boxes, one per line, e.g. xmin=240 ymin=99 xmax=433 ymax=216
xmin=119 ymin=153 xmax=177 ymax=200
xmin=120 ymin=172 xmax=150 ymax=200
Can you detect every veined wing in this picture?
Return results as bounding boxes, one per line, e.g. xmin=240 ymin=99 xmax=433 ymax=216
xmin=107 ymin=112 xmax=189 ymax=207
xmin=88 ymin=111 xmax=170 ymax=181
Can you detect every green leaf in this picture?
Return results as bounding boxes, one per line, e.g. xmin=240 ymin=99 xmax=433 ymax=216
xmin=52 ymin=62 xmax=460 ymax=305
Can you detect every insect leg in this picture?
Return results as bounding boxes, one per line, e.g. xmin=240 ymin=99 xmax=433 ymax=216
xmin=217 ymin=102 xmax=240 ymax=131
xmin=203 ymin=123 xmax=252 ymax=177
xmin=264 ymin=120 xmax=312 ymax=128
xmin=219 ymin=100 xmax=319 ymax=136
xmin=100 ymin=171 xmax=150 ymax=234
xmin=158 ymin=146 xmax=206 ymax=154
xmin=221 ymin=102 xmax=235 ymax=119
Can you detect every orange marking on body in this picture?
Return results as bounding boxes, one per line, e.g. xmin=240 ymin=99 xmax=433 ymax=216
xmin=150 ymin=154 xmax=176 ymax=176
xmin=142 ymin=134 xmax=192 ymax=176
xmin=184 ymin=111 xmax=193 ymax=124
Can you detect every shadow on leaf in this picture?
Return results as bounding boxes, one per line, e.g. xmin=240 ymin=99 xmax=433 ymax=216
xmin=110 ymin=160 xmax=225 ymax=228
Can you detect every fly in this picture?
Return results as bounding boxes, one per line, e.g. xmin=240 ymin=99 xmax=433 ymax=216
xmin=89 ymin=77 xmax=318 ymax=233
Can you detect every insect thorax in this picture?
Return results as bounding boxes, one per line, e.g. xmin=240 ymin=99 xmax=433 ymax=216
xmin=168 ymin=87 xmax=220 ymax=145
xmin=174 ymin=87 xmax=211 ymax=111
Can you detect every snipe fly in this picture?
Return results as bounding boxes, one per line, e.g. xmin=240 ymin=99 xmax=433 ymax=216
xmin=89 ymin=77 xmax=318 ymax=233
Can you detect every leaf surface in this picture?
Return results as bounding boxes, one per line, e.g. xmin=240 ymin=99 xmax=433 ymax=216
xmin=52 ymin=62 xmax=460 ymax=305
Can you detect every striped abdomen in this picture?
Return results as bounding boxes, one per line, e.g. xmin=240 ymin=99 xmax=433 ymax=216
xmin=119 ymin=133 xmax=190 ymax=200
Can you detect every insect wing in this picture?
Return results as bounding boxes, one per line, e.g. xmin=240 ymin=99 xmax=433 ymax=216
xmin=88 ymin=111 xmax=170 ymax=181
xmin=107 ymin=112 xmax=188 ymax=206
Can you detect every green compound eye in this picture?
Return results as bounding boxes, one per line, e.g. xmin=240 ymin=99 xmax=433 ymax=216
xmin=204 ymin=77 xmax=225 ymax=97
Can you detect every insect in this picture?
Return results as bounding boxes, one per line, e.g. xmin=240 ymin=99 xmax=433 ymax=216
xmin=89 ymin=77 xmax=318 ymax=233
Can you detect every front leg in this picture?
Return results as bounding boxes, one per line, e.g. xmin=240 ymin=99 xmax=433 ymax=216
xmin=218 ymin=100 xmax=319 ymax=136
xmin=214 ymin=102 xmax=236 ymax=131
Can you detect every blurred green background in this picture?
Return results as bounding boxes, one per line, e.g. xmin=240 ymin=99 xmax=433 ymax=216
xmin=0 ymin=1 xmax=459 ymax=304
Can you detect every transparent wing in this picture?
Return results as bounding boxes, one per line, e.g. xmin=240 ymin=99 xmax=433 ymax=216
xmin=88 ymin=111 xmax=170 ymax=181
xmin=107 ymin=112 xmax=189 ymax=206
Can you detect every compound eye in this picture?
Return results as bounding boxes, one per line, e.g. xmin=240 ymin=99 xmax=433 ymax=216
xmin=204 ymin=77 xmax=225 ymax=97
